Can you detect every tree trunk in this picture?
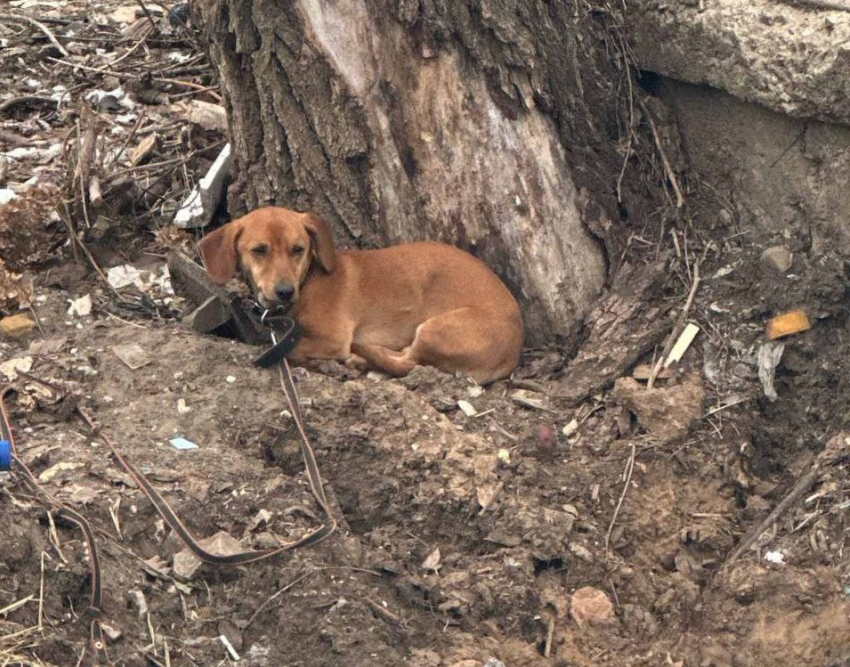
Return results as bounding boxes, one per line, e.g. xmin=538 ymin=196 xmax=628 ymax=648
xmin=193 ymin=0 xmax=651 ymax=346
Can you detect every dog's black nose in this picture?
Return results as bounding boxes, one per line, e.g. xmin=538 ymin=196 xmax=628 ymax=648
xmin=275 ymin=284 xmax=295 ymax=303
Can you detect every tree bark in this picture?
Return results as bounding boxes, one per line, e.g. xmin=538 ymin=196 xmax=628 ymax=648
xmin=193 ymin=0 xmax=651 ymax=346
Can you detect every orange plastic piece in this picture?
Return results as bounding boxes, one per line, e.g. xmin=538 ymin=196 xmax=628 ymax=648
xmin=766 ymin=309 xmax=811 ymax=340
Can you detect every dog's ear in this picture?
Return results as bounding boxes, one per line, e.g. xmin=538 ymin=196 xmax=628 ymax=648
xmin=303 ymin=213 xmax=337 ymax=273
xmin=198 ymin=221 xmax=242 ymax=284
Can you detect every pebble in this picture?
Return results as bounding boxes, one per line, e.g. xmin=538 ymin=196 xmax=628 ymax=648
xmin=759 ymin=245 xmax=793 ymax=273
xmin=570 ymin=586 xmax=615 ymax=626
xmin=0 ymin=314 xmax=35 ymax=338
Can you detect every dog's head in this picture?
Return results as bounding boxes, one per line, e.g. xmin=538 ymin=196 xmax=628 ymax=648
xmin=198 ymin=207 xmax=336 ymax=308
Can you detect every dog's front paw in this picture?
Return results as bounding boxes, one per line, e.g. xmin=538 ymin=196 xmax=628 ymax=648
xmin=343 ymin=354 xmax=369 ymax=371
xmin=313 ymin=359 xmax=361 ymax=379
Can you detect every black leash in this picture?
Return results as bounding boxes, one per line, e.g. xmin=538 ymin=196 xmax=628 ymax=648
xmin=1 ymin=313 xmax=335 ymax=662
xmin=1 ymin=386 xmax=110 ymax=665
xmin=78 ymin=313 xmax=336 ymax=565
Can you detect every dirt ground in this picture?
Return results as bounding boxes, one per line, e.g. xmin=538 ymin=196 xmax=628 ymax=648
xmin=2 ymin=3 xmax=850 ymax=667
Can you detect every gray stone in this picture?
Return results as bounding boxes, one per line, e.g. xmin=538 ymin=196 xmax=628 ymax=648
xmin=760 ymin=246 xmax=793 ymax=273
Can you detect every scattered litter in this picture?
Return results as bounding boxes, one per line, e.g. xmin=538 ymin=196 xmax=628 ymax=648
xmin=664 ymin=322 xmax=700 ymax=368
xmin=764 ymin=550 xmax=785 ymax=565
xmin=66 ymin=294 xmax=92 ymax=317
xmin=0 ymin=356 xmax=33 ymax=381
xmin=511 ymin=389 xmax=549 ymax=411
xmin=173 ymin=143 xmax=232 ymax=229
xmin=170 ymin=437 xmax=198 ymax=450
xmin=757 ymin=341 xmax=785 ymax=402
xmin=85 ymin=87 xmax=134 ymax=111
xmin=0 ymin=189 xmax=16 ymax=205
xmin=766 ymin=309 xmax=811 ymax=340
xmin=177 ymin=398 xmax=191 ymax=414
xmin=219 ymin=634 xmax=241 ymax=661
xmin=497 ymin=448 xmax=511 ymax=465
xmin=226 ymin=375 xmax=236 ymax=384
xmin=1 ymin=314 xmax=36 ymax=338
xmin=111 ymin=343 xmax=151 ymax=370
xmin=421 ymin=547 xmax=441 ymax=572
xmin=467 ymin=385 xmax=485 ymax=398
xmin=570 ymin=586 xmax=614 ymax=626
xmin=107 ymin=264 xmax=143 ymax=289
xmin=561 ymin=419 xmax=579 ymax=438
xmin=457 ymin=400 xmax=477 ymax=417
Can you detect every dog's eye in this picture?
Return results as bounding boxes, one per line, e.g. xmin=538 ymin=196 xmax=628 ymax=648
xmin=251 ymin=244 xmax=269 ymax=257
xmin=292 ymin=245 xmax=305 ymax=255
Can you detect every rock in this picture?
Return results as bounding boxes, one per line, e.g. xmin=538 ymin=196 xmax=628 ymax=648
xmin=759 ymin=246 xmax=793 ymax=273
xmin=629 ymin=0 xmax=850 ymax=123
xmin=173 ymin=531 xmax=244 ymax=581
xmin=0 ymin=314 xmax=35 ymax=338
xmin=612 ymin=373 xmax=705 ymax=444
xmin=570 ymin=586 xmax=615 ymax=626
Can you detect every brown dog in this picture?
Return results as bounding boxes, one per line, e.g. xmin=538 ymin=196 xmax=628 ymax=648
xmin=198 ymin=207 xmax=523 ymax=384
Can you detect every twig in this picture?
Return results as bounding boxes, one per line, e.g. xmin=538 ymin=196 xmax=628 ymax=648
xmin=647 ymin=257 xmax=701 ymax=390
xmin=99 ymin=32 xmax=150 ymax=70
xmin=605 ymin=442 xmax=636 ymax=556
xmin=0 ymin=13 xmax=69 ymax=57
xmin=59 ymin=201 xmax=112 ymax=290
xmin=38 ymin=552 xmax=45 ymax=631
xmin=615 ymin=32 xmax=636 ymax=204
xmin=363 ymin=597 xmax=406 ymax=627
xmin=244 ymin=571 xmax=314 ymax=629
xmin=639 ymin=97 xmax=684 ymax=209
xmin=543 ymin=614 xmax=556 ymax=658
xmin=134 ymin=0 xmax=160 ymax=33
xmin=724 ymin=458 xmax=821 ymax=566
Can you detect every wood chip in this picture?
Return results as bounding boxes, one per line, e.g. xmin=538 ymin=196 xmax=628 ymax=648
xmin=129 ymin=133 xmax=160 ymax=166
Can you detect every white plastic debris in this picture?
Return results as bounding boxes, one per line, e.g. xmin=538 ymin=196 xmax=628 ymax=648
xmin=170 ymin=437 xmax=199 ymax=450
xmin=173 ymin=143 xmax=232 ymax=229
xmin=219 ymin=634 xmax=241 ymax=661
xmin=106 ymin=264 xmax=143 ymax=289
xmin=665 ymin=322 xmax=701 ymax=368
xmin=764 ymin=550 xmax=785 ymax=564
xmin=0 ymin=189 xmax=16 ymax=205
xmin=85 ymin=87 xmax=135 ymax=110
xmin=66 ymin=294 xmax=93 ymax=317
xmin=457 ymin=400 xmax=477 ymax=417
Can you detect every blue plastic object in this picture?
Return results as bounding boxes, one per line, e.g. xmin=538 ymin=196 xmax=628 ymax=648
xmin=0 ymin=440 xmax=11 ymax=471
